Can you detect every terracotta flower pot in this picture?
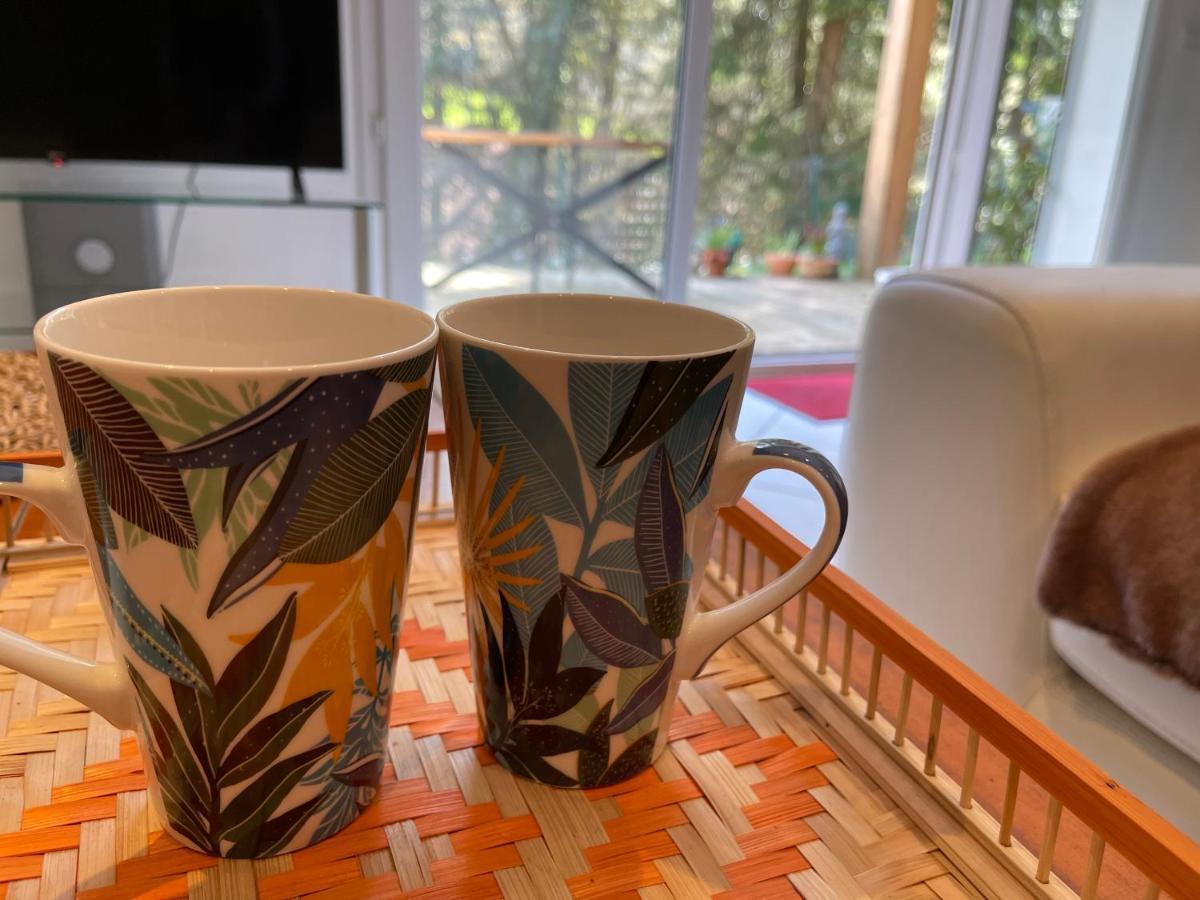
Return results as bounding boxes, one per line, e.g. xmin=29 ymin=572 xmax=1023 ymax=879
xmin=702 ymin=249 xmax=732 ymax=277
xmin=799 ymin=255 xmax=838 ymax=279
xmin=764 ymin=252 xmax=796 ymax=277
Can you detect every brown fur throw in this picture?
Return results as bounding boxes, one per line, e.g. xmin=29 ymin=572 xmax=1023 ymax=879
xmin=1038 ymin=425 xmax=1200 ymax=688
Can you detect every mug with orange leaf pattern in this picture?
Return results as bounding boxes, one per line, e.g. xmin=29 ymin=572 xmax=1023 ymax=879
xmin=0 ymin=286 xmax=435 ymax=857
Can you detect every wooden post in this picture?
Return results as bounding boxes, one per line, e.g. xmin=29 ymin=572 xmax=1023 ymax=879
xmin=857 ymin=0 xmax=938 ymax=276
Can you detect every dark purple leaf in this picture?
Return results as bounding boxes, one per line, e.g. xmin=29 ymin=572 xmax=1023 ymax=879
xmin=562 ymin=574 xmax=661 ymax=668
xmin=496 ymin=747 xmax=579 ymax=788
xmin=509 ymin=723 xmax=594 ymax=757
xmin=499 ymin=590 xmax=526 ymax=707
xmin=479 ymin=608 xmax=509 ymax=743
xmin=522 ymin=667 xmax=605 ymax=720
xmin=598 ymin=729 xmax=658 ymax=786
xmin=578 ymin=701 xmax=613 ymax=788
xmin=607 ymin=650 xmax=676 ymax=735
xmin=370 ymin=346 xmax=436 ymax=384
xmin=635 ymin=447 xmax=686 ymax=595
xmin=332 ymin=753 xmax=386 ymax=788
xmin=646 ymin=581 xmax=688 ymax=641
xmin=595 ymin=352 xmax=734 ymax=467
xmin=527 ymin=588 xmax=565 ymax=691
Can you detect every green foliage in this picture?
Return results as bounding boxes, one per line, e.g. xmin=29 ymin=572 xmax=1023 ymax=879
xmin=971 ymin=0 xmax=1081 ymax=263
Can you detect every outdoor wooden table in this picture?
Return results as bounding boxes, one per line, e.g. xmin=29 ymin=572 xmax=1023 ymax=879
xmin=0 ymin=424 xmax=1195 ymax=897
xmin=421 ymin=127 xmax=669 ymax=295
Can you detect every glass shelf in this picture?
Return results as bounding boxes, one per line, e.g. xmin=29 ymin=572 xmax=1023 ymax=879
xmin=0 ymin=190 xmax=381 ymax=210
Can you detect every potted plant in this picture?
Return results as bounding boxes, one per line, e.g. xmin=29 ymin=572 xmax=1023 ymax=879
xmin=798 ymin=224 xmax=838 ymax=279
xmin=699 ymin=225 xmax=741 ymax=277
xmin=763 ymin=231 xmax=800 ymax=276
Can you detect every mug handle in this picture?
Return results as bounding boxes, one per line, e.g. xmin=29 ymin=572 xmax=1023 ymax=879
xmin=676 ymin=439 xmax=848 ymax=678
xmin=0 ymin=461 xmax=136 ymax=729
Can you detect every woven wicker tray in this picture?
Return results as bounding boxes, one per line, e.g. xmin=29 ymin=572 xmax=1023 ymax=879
xmin=0 ymin=520 xmax=980 ymax=899
xmin=0 ymin=428 xmax=1196 ymax=899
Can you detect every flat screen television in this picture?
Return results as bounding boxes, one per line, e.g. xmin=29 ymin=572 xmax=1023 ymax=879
xmin=0 ymin=2 xmax=343 ymax=170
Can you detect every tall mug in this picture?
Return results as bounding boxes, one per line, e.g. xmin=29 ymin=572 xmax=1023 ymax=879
xmin=438 ymin=294 xmax=846 ymax=788
xmin=0 ymin=287 xmax=436 ymax=857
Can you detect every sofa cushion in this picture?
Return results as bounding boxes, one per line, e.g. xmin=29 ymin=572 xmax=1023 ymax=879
xmin=1049 ymin=616 xmax=1200 ymax=762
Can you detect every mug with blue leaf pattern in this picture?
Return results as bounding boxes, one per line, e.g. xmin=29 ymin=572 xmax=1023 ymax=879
xmin=437 ymin=294 xmax=847 ymax=789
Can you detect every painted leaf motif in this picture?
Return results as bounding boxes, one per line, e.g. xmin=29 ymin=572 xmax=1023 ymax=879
xmin=522 ymin=666 xmax=605 ymax=720
xmin=607 ymin=649 xmax=675 ymax=735
xmin=585 ymin=539 xmax=645 ymax=613
xmin=279 ymin=388 xmax=429 ymax=565
xmin=634 ymin=447 xmax=686 ymax=594
xmin=500 ymin=590 xmax=526 ymax=708
xmin=219 ymin=741 xmax=335 ymax=844
xmin=50 ymin=354 xmax=197 ymax=548
xmin=526 ymin=588 xmax=564 ymax=692
xmin=578 ymin=700 xmax=613 ymax=788
xmin=495 ymin=747 xmax=578 ymax=789
xmin=127 ymin=665 xmax=210 ymax=828
xmin=567 ymin=361 xmax=643 ymax=502
xmin=598 ymin=729 xmax=658 ymax=786
xmin=216 ymin=594 xmax=297 ymax=750
xmin=162 ymin=610 xmax=218 ymax=776
xmin=462 ymin=345 xmax=587 ymax=526
xmin=220 ymin=690 xmax=332 ymax=787
xmin=370 ymin=346 xmax=436 ymax=384
xmin=108 ymin=560 xmax=208 ymax=692
xmin=70 ymin=431 xmax=116 ymax=549
xmin=229 ymin=793 xmax=325 ymax=859
xmin=487 ymin=493 xmax=559 ymax=640
xmin=562 ymin=574 xmax=662 ymax=669
xmin=509 ymin=723 xmax=594 ymax=757
xmin=480 ymin=607 xmax=510 ymax=745
xmin=645 ymin=581 xmax=688 ymax=640
xmin=595 ymin=352 xmax=734 ymax=467
xmin=662 ymin=375 xmax=732 ymax=507
xmin=560 ymin=632 xmax=606 ymax=672
xmin=599 ymin=452 xmax=651 ymax=526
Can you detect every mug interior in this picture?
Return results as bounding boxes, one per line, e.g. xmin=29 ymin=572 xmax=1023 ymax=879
xmin=438 ymin=293 xmax=752 ymax=357
xmin=36 ymin=286 xmax=435 ymax=371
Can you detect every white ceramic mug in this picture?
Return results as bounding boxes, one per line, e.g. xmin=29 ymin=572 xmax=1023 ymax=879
xmin=437 ymin=293 xmax=846 ymax=788
xmin=0 ymin=286 xmax=436 ymax=857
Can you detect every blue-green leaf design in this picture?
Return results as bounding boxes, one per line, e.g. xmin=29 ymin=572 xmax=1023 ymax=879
xmin=586 ymin=538 xmax=645 ymax=613
xmin=568 ymin=361 xmax=643 ymax=503
xmin=463 ymin=345 xmax=588 ymax=527
xmin=490 ymin=493 xmax=560 ymax=640
xmin=662 ymin=375 xmax=732 ymax=509
xmin=108 ymin=560 xmax=209 ymax=692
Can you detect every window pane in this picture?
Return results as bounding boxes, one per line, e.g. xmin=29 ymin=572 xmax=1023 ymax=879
xmin=420 ymin=1 xmax=683 ymax=309
xmin=970 ymin=0 xmax=1082 ymax=264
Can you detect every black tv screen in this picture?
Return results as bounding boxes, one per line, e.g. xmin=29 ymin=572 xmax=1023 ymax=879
xmin=0 ymin=2 xmax=343 ymax=169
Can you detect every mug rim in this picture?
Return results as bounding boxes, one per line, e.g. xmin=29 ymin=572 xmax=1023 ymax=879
xmin=35 ymin=285 xmax=438 ymax=376
xmin=436 ymin=292 xmax=755 ymax=361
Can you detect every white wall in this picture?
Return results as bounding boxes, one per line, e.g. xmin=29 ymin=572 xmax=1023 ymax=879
xmin=1032 ymin=0 xmax=1150 ymax=264
xmin=1102 ymin=0 xmax=1200 ymax=263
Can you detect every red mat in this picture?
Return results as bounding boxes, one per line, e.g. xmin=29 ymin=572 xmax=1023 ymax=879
xmin=747 ymin=370 xmax=854 ymax=421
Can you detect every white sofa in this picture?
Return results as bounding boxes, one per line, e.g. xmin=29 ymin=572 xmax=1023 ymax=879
xmin=838 ymin=267 xmax=1200 ymax=837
